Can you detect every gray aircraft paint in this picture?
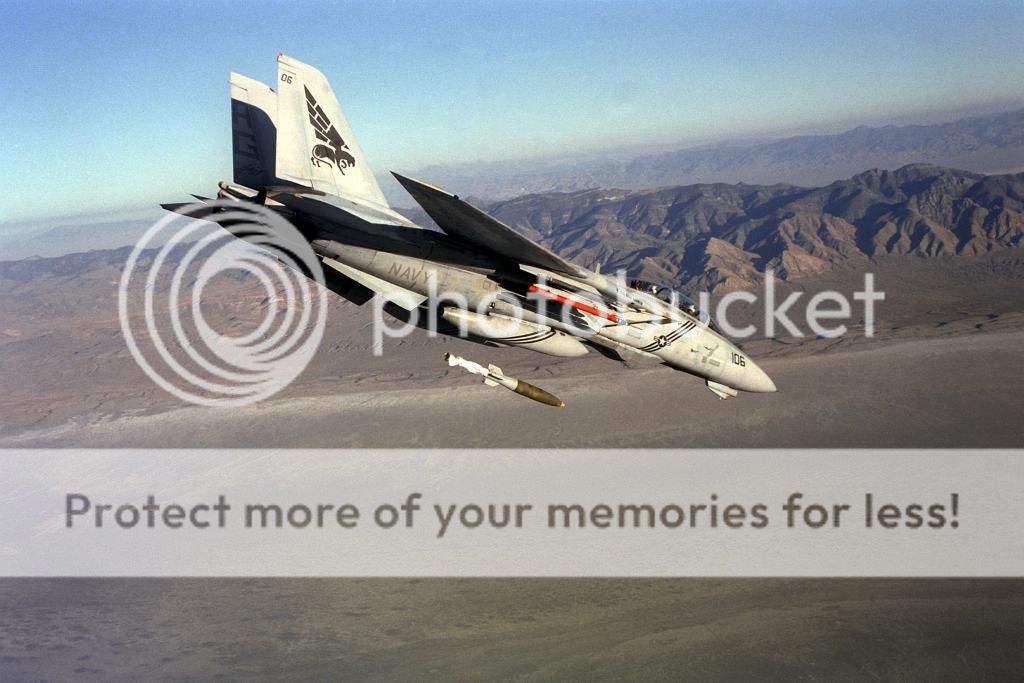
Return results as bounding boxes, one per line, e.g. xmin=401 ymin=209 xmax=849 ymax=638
xmin=165 ymin=54 xmax=776 ymax=400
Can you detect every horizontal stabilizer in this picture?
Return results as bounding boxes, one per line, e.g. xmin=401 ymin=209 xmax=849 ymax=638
xmin=392 ymin=173 xmax=583 ymax=277
xmin=160 ymin=202 xmax=195 ymax=214
xmin=160 ymin=202 xmax=230 ymax=219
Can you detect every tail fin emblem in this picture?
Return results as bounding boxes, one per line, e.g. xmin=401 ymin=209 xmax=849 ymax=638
xmin=304 ymin=86 xmax=356 ymax=173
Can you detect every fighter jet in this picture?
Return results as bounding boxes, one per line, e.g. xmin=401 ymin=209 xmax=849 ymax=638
xmin=165 ymin=54 xmax=775 ymax=405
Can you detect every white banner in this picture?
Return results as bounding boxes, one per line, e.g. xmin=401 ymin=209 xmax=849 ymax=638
xmin=0 ymin=449 xmax=1018 ymax=576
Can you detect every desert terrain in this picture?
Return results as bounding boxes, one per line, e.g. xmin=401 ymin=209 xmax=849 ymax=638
xmin=2 ymin=578 xmax=1023 ymax=681
xmin=2 ymin=214 xmax=1024 ymax=681
xmin=2 ymin=249 xmax=1023 ymax=448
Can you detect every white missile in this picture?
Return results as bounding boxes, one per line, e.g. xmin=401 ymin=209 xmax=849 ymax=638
xmin=445 ymin=353 xmax=565 ymax=408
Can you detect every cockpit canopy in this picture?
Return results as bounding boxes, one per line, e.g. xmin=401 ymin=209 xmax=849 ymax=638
xmin=628 ymin=279 xmax=711 ymax=325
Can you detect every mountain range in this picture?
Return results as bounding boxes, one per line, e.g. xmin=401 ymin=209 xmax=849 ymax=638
xmin=4 ymin=166 xmax=1023 ymax=296
xmin=400 ymin=164 xmax=1024 ymax=293
xmin=394 ymin=108 xmax=1024 ymax=204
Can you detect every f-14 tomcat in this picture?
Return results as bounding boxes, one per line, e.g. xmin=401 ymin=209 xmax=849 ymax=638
xmin=165 ymin=54 xmax=775 ymax=404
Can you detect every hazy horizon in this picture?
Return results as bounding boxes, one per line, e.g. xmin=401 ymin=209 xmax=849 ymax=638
xmin=3 ymin=100 xmax=1023 ymax=240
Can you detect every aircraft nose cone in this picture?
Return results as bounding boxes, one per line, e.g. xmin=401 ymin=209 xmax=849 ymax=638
xmin=747 ymin=362 xmax=777 ymax=393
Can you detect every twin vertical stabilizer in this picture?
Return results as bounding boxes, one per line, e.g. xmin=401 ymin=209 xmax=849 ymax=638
xmin=229 ymin=54 xmax=389 ymax=209
xmin=229 ymin=73 xmax=277 ymax=190
xmin=275 ymin=54 xmax=388 ymax=206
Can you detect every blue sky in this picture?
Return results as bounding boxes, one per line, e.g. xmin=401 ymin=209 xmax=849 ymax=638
xmin=2 ymin=0 xmax=1022 ymax=228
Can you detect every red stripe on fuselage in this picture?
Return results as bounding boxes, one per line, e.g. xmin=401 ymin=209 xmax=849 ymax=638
xmin=528 ymin=285 xmax=621 ymax=323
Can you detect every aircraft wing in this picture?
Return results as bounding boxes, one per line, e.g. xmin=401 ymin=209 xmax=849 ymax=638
xmin=392 ymin=173 xmax=585 ymax=277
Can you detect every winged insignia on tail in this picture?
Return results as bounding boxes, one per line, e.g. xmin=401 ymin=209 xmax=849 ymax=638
xmin=304 ymin=86 xmax=356 ymax=172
